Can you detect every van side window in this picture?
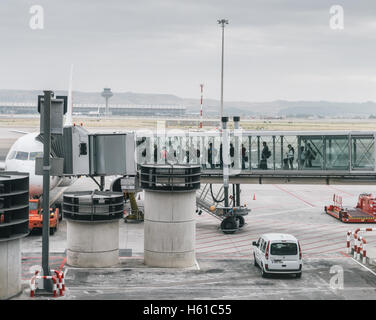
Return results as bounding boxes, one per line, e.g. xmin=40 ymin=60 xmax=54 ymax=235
xmin=259 ymin=239 xmax=263 ymax=251
xmin=262 ymin=240 xmax=268 ymax=253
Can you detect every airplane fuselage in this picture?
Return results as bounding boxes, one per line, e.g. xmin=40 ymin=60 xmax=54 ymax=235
xmin=4 ymin=132 xmax=62 ymax=197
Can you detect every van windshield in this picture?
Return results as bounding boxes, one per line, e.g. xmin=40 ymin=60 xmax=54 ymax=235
xmin=270 ymin=242 xmax=297 ymax=256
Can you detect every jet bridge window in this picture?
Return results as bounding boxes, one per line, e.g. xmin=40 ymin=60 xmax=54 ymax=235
xmin=15 ymin=151 xmax=29 ymax=161
xmin=79 ymin=143 xmax=87 ymax=156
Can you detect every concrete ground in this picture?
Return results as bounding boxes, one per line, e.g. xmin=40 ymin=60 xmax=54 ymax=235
xmin=15 ymin=181 xmax=376 ymax=300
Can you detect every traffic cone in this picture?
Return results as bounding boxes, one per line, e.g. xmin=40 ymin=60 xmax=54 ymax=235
xmin=253 ymin=194 xmax=256 ymax=200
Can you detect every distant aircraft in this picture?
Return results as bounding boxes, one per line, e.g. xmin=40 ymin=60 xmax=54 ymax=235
xmin=0 ymin=64 xmax=76 ymax=197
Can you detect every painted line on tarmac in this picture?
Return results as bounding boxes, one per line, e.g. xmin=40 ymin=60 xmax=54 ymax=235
xmin=326 ymin=185 xmax=354 ymax=197
xmin=250 ymin=206 xmax=317 ymax=218
xmin=351 ymin=258 xmax=376 ymax=277
xmin=59 ymin=257 xmax=67 ymax=272
xmin=273 ymin=184 xmax=316 ymax=207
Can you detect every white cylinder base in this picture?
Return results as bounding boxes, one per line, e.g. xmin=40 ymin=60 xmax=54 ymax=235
xmin=66 ymin=219 xmax=120 ymax=268
xmin=144 ymin=191 xmax=196 ymax=268
xmin=0 ymin=238 xmax=22 ymax=299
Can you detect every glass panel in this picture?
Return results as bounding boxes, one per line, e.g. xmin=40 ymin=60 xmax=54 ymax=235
xmin=325 ymin=136 xmax=349 ymax=170
xmin=240 ymin=135 xmax=249 ymax=170
xmin=281 ymin=136 xmax=298 ymax=170
xmin=136 ymin=137 xmax=147 ymax=165
xmin=256 ymin=136 xmax=273 ymax=170
xmin=250 ymin=136 xmax=259 ymax=169
xmin=300 ymin=137 xmax=324 ymax=170
xmin=352 ymin=137 xmax=374 ymax=170
xmin=213 ymin=135 xmax=222 ymax=169
xmin=273 ymin=136 xmax=282 ymax=170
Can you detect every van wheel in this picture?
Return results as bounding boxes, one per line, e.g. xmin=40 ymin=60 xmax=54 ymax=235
xmin=236 ymin=215 xmax=245 ymax=228
xmin=296 ymin=272 xmax=302 ymax=279
xmin=253 ymin=254 xmax=258 ymax=267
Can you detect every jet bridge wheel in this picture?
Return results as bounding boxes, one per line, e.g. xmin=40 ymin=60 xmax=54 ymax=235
xmin=236 ymin=215 xmax=245 ymax=228
xmin=221 ymin=217 xmax=237 ymax=234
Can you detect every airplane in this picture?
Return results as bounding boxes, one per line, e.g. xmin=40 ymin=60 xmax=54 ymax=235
xmin=0 ymin=64 xmax=76 ymax=197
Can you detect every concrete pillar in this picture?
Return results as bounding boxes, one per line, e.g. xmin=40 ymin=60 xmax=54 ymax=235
xmin=0 ymin=172 xmax=29 ymax=299
xmin=0 ymin=239 xmax=21 ymax=299
xmin=63 ymin=190 xmax=124 ymax=268
xmin=141 ymin=164 xmax=201 ymax=268
xmin=144 ymin=191 xmax=196 ymax=267
xmin=66 ymin=219 xmax=120 ymax=268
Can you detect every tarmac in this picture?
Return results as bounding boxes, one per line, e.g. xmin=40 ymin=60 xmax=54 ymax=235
xmin=2 ymin=127 xmax=376 ymax=300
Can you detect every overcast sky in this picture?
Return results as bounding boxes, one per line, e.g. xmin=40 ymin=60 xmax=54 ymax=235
xmin=1 ymin=0 xmax=376 ymax=102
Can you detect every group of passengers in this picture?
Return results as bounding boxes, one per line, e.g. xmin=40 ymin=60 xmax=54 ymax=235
xmin=141 ymin=141 xmax=317 ymax=170
xmin=261 ymin=142 xmax=317 ymax=170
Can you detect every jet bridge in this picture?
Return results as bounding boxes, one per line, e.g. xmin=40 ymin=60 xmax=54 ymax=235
xmin=134 ymin=130 xmax=376 ymax=185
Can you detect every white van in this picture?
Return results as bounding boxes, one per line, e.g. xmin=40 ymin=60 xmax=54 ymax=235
xmin=252 ymin=233 xmax=302 ymax=278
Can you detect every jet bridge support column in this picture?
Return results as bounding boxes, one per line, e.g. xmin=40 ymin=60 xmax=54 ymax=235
xmin=0 ymin=173 xmax=29 ymax=299
xmin=63 ymin=191 xmax=124 ymax=268
xmin=141 ymin=165 xmax=200 ymax=267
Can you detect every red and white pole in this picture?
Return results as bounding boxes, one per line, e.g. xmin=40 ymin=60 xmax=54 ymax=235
xmin=199 ymin=84 xmax=204 ymax=129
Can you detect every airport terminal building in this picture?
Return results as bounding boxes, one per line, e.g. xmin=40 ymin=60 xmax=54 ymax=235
xmin=0 ymin=102 xmax=186 ymax=117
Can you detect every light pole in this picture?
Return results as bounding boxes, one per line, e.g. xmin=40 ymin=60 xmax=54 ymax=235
xmin=199 ymin=84 xmax=204 ymax=129
xmin=218 ymin=18 xmax=228 ymax=120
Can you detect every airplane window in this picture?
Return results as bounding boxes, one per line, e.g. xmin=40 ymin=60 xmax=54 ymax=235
xmin=7 ymin=151 xmax=17 ymax=160
xmin=29 ymin=152 xmax=43 ymax=161
xmin=15 ymin=151 xmax=28 ymax=160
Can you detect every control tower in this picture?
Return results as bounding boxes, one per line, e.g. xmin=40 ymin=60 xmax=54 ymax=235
xmin=101 ymin=88 xmax=113 ymax=116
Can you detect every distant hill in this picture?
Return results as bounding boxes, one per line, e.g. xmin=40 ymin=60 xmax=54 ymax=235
xmin=0 ymin=89 xmax=375 ymax=118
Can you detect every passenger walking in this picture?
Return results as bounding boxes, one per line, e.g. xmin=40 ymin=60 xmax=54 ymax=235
xmin=230 ymin=143 xmax=235 ymax=168
xmin=260 ymin=141 xmax=271 ymax=169
xmin=287 ymin=144 xmax=294 ymax=169
xmin=298 ymin=146 xmax=305 ymax=168
xmin=153 ymin=144 xmax=158 ymax=163
xmin=241 ymin=144 xmax=247 ymax=169
xmin=283 ymin=153 xmax=289 ymax=170
xmin=208 ymin=142 xmax=214 ymax=169
xmin=167 ymin=144 xmax=176 ymax=163
xmin=305 ymin=143 xmax=316 ymax=168
xmin=219 ymin=143 xmax=223 ymax=168
xmin=161 ymin=146 xmax=168 ymax=163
